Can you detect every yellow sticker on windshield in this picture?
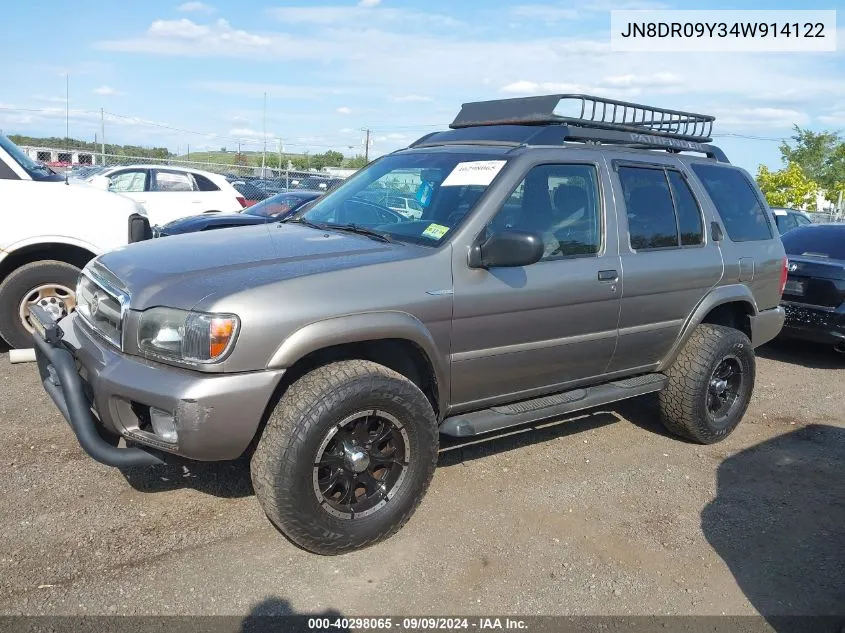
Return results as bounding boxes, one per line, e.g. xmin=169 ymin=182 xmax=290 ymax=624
xmin=422 ymin=223 xmax=450 ymax=240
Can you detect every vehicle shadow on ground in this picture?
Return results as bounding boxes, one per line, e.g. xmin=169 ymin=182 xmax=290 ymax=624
xmin=701 ymin=424 xmax=845 ymax=629
xmin=438 ymin=410 xmax=622 ymax=466
xmin=240 ymin=596 xmax=349 ymax=633
xmin=119 ymin=455 xmax=255 ymax=498
xmin=0 ymin=340 xmax=9 ymax=354
xmin=757 ymin=339 xmax=845 ymax=370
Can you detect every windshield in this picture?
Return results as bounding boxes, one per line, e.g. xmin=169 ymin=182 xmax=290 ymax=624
xmin=782 ymin=226 xmax=845 ymax=260
xmin=0 ymin=134 xmax=64 ymax=182
xmin=247 ymin=192 xmax=318 ymax=219
xmin=294 ymin=151 xmax=508 ymax=246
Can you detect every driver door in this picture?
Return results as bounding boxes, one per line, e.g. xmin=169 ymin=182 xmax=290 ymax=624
xmin=450 ymin=159 xmax=622 ymax=409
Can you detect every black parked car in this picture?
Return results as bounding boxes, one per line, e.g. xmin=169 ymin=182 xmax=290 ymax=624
xmin=771 ymin=207 xmax=813 ymax=234
xmin=779 ymin=224 xmax=845 ymax=352
xmin=154 ymin=190 xmax=322 ymax=237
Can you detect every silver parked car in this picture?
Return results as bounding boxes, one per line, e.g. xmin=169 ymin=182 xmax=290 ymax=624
xmin=31 ymin=95 xmax=786 ymax=554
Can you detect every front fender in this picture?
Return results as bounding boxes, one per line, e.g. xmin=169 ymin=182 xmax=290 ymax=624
xmin=266 ymin=311 xmax=448 ymax=408
xmin=657 ymin=285 xmax=758 ymax=372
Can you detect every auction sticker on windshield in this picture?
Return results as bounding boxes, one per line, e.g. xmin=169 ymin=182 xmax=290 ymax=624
xmin=441 ymin=160 xmax=506 ymax=187
xmin=422 ymin=223 xmax=450 ymax=240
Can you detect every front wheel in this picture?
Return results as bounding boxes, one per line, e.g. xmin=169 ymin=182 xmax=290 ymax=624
xmin=251 ymin=360 xmax=439 ymax=555
xmin=658 ymin=324 xmax=755 ymax=444
xmin=0 ymin=260 xmax=81 ymax=349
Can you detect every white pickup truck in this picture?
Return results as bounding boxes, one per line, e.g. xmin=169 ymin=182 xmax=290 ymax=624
xmin=0 ymin=135 xmax=150 ymax=348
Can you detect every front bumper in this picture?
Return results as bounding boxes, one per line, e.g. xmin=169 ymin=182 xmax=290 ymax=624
xmin=779 ymin=302 xmax=845 ymax=346
xmin=31 ymin=310 xmax=284 ymax=467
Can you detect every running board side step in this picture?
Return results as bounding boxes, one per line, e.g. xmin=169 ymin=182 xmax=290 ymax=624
xmin=439 ymin=373 xmax=667 ymax=437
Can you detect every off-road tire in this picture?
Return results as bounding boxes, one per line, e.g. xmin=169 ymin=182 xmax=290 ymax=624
xmin=251 ymin=360 xmax=439 ymax=555
xmin=658 ymin=324 xmax=755 ymax=444
xmin=0 ymin=260 xmax=81 ymax=349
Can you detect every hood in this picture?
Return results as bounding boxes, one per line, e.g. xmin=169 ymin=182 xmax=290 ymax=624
xmin=158 ymin=212 xmax=267 ymax=236
xmin=94 ymin=223 xmax=426 ymax=310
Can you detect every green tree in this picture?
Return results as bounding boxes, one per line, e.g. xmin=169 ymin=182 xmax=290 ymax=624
xmin=343 ymin=155 xmax=369 ymax=169
xmin=756 ymin=162 xmax=820 ymax=210
xmin=779 ymin=126 xmax=845 ymax=205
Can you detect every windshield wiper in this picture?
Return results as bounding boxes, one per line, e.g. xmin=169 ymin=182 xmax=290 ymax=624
xmin=324 ymin=223 xmax=394 ymax=243
xmin=285 ymin=218 xmax=327 ymax=230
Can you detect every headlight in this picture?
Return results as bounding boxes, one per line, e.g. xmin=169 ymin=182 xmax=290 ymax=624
xmin=138 ymin=307 xmax=239 ymax=363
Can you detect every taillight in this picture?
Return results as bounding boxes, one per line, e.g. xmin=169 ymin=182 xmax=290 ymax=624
xmin=236 ymin=196 xmax=247 ymax=208
xmin=779 ymin=256 xmax=788 ymax=296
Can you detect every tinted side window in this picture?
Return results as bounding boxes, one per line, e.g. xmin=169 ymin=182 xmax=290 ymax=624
xmin=154 ymin=170 xmax=193 ymax=192
xmin=618 ymin=167 xmax=678 ymax=249
xmin=493 ymin=163 xmax=601 ymax=261
xmin=193 ymin=174 xmax=220 ymax=191
xmin=691 ymin=164 xmax=772 ymax=241
xmin=667 ymin=171 xmax=703 ymax=246
xmin=794 ymin=213 xmax=811 ymax=226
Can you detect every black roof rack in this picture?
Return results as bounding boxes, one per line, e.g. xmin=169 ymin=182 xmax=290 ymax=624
xmin=410 ymin=94 xmax=728 ymax=162
xmin=451 ymin=94 xmax=714 ymax=142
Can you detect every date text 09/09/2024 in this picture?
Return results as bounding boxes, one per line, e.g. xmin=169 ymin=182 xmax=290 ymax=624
xmin=307 ymin=617 xmax=528 ymax=630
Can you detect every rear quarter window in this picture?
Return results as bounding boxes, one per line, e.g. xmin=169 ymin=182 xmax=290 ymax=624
xmin=691 ymin=164 xmax=773 ymax=242
xmin=193 ymin=174 xmax=220 ymax=191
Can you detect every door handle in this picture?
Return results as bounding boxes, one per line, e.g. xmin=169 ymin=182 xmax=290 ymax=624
xmin=598 ymin=269 xmax=618 ymax=282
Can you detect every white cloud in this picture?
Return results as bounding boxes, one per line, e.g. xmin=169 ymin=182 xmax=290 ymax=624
xmin=712 ymin=107 xmax=811 ymax=130
xmin=178 ymin=1 xmax=215 ymax=12
xmin=192 ymin=80 xmax=343 ymax=98
xmin=32 ymin=95 xmax=68 ymax=103
xmin=98 ymin=19 xmax=271 ymax=55
xmin=501 ymin=80 xmax=582 ymax=94
xmin=93 ymin=85 xmax=122 ymax=96
xmin=358 ymin=0 xmax=381 ymax=6
xmin=229 ymin=127 xmax=275 ymax=139
xmin=817 ymin=110 xmax=845 ymax=126
xmin=511 ymin=5 xmax=580 ymax=22
xmin=267 ymin=5 xmax=460 ymax=27
xmin=390 ymin=95 xmax=433 ymax=103
xmin=336 ymin=106 xmax=352 ymax=115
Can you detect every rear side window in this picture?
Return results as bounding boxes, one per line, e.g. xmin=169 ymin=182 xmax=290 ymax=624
xmin=667 ymin=171 xmax=704 ymax=246
xmin=618 ymin=166 xmax=703 ymax=250
xmin=154 ymin=170 xmax=193 ymax=192
xmin=691 ymin=164 xmax=772 ymax=242
xmin=193 ymin=174 xmax=220 ymax=191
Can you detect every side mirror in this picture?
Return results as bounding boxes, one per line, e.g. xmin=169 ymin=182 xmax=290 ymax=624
xmin=88 ymin=175 xmax=110 ymax=191
xmin=468 ymin=229 xmax=544 ymax=269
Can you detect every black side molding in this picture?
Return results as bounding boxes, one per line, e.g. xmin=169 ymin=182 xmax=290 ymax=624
xmin=440 ymin=373 xmax=667 ymax=437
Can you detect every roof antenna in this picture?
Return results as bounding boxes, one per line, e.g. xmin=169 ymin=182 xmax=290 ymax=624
xmin=64 ymin=73 xmax=70 ymax=185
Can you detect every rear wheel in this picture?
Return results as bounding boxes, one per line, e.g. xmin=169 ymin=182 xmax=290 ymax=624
xmin=251 ymin=360 xmax=438 ymax=555
xmin=0 ymin=261 xmax=80 ymax=349
xmin=658 ymin=324 xmax=755 ymax=444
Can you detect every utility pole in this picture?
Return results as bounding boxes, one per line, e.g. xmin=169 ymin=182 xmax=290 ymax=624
xmin=100 ymin=108 xmax=105 ymax=165
xmin=277 ymin=138 xmax=283 ymax=175
xmin=363 ymin=128 xmax=371 ymax=162
xmin=187 ymin=143 xmax=190 ymax=161
xmin=261 ymin=91 xmax=267 ymax=176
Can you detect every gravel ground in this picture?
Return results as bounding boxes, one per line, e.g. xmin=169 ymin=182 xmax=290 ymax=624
xmin=0 ymin=338 xmax=842 ymax=618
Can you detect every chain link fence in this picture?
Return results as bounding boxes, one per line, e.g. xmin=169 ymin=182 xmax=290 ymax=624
xmin=25 ymin=146 xmax=357 ymax=201
xmin=807 ymin=211 xmax=845 ymax=224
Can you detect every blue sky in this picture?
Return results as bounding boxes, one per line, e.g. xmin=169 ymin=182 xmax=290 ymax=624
xmin=0 ymin=0 xmax=842 ymax=172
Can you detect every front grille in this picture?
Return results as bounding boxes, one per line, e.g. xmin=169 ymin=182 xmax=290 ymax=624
xmin=75 ymin=273 xmax=126 ymax=348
